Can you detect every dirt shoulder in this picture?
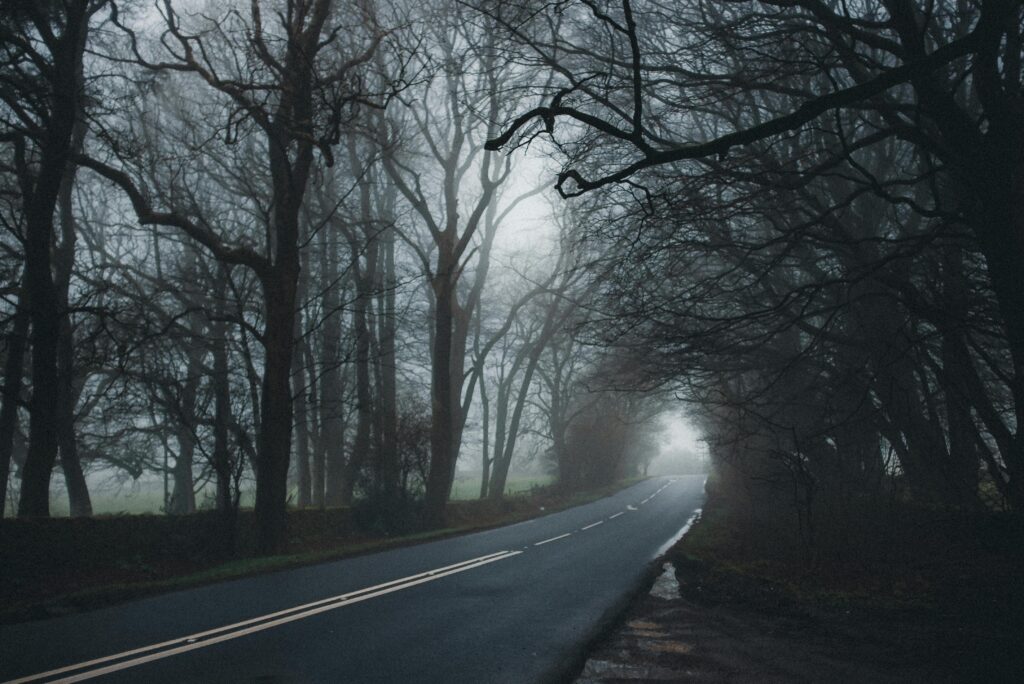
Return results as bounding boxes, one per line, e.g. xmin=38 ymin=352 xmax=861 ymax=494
xmin=575 ymin=506 xmax=1023 ymax=683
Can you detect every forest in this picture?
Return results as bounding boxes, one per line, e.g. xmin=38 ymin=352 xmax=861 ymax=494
xmin=2 ymin=0 xmax=1023 ymax=575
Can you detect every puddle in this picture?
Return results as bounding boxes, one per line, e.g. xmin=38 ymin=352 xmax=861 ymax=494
xmin=627 ymin=620 xmax=660 ymax=630
xmin=576 ymin=658 xmax=682 ymax=682
xmin=642 ymin=640 xmax=693 ymax=655
xmin=573 ymin=563 xmax=696 ymax=682
xmin=649 ymin=562 xmax=680 ymax=600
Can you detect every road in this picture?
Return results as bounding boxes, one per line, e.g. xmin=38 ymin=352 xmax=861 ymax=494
xmin=0 ymin=475 xmax=705 ymax=684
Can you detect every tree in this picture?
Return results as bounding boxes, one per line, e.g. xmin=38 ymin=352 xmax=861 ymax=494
xmin=485 ymin=0 xmax=1024 ymax=511
xmin=83 ymin=0 xmax=384 ymax=551
xmin=382 ymin=0 xmax=538 ymax=524
xmin=474 ymin=252 xmax=589 ymax=498
xmin=0 ymin=0 xmax=111 ymax=516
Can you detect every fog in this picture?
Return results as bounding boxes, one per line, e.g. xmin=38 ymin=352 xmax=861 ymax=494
xmin=2 ymin=0 xmax=1022 ymax=559
xmin=647 ymin=414 xmax=707 ymax=477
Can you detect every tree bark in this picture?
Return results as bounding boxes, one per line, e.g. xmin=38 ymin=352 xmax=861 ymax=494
xmin=167 ymin=339 xmax=203 ymax=515
xmin=0 ymin=286 xmax=28 ymax=517
xmin=211 ymin=277 xmax=235 ymax=514
xmin=378 ymin=220 xmax=399 ymax=501
xmin=424 ymin=256 xmax=458 ymax=527
xmin=342 ymin=284 xmax=373 ymax=505
xmin=254 ymin=264 xmax=299 ymax=553
xmin=52 ymin=55 xmax=91 ymax=518
xmin=250 ymin=0 xmax=333 ymax=551
xmin=320 ymin=229 xmax=346 ymax=507
xmin=971 ymin=196 xmax=1024 ymax=509
xmin=293 ymin=258 xmax=311 ymax=508
xmin=478 ymin=375 xmax=491 ymax=500
xmin=17 ymin=3 xmax=90 ymax=518
xmin=293 ymin=342 xmax=312 ymax=508
xmin=341 ymin=152 xmax=380 ymax=505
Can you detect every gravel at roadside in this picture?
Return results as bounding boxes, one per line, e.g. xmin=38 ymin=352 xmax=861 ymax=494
xmin=574 ymin=556 xmax=962 ymax=682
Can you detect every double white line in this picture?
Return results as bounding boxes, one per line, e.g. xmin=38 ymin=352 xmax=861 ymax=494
xmin=6 ymin=550 xmax=521 ymax=684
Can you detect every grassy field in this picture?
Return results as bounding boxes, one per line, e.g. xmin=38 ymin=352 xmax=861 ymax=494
xmin=449 ymin=473 xmax=552 ymax=500
xmin=41 ymin=487 xmax=258 ymax=517
xmin=16 ymin=473 xmax=553 ymax=518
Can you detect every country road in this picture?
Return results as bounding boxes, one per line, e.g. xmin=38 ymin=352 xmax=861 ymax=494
xmin=0 ymin=476 xmax=705 ymax=684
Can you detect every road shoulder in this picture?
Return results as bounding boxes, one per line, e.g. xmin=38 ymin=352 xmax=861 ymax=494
xmin=574 ymin=507 xmax=1024 ymax=683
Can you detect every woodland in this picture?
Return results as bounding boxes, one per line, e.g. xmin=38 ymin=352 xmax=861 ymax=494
xmin=2 ymin=0 xmax=1023 ymax=573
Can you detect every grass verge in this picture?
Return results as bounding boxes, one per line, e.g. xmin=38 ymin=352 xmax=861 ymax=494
xmin=663 ymin=493 xmax=1024 ymax=682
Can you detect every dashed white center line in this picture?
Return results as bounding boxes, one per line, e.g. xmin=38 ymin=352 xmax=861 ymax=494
xmin=534 ymin=533 xmax=571 ymax=546
xmin=581 ymin=521 xmax=603 ymax=531
xmin=609 ymin=512 xmax=625 ymax=519
xmin=626 ymin=504 xmax=637 ymax=511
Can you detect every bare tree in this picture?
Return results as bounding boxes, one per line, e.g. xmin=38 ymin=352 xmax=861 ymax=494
xmin=82 ymin=0 xmax=384 ymax=551
xmin=485 ymin=0 xmax=1024 ymax=507
xmin=382 ymin=0 xmax=538 ymax=524
xmin=0 ymin=0 xmax=114 ymax=516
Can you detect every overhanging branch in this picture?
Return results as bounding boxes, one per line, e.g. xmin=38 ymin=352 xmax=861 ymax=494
xmin=486 ymin=30 xmax=978 ymax=198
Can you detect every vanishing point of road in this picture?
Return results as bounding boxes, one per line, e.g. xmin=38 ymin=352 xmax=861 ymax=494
xmin=0 ymin=475 xmax=705 ymax=683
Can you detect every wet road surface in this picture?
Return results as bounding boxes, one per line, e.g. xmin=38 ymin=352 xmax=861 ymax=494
xmin=0 ymin=476 xmax=705 ymax=684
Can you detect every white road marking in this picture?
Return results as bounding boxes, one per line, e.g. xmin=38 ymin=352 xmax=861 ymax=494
xmin=626 ymin=505 xmax=637 ymax=511
xmin=581 ymin=521 xmax=603 ymax=531
xmin=655 ymin=508 xmax=702 ymax=557
xmin=608 ymin=512 xmax=624 ymax=519
xmin=533 ymin=533 xmax=571 ymax=546
xmin=5 ymin=550 xmax=521 ymax=684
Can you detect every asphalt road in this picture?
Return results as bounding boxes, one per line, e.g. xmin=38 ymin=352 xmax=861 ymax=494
xmin=0 ymin=475 xmax=705 ymax=684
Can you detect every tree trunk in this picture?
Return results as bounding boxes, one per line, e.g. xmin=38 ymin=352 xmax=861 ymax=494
xmin=341 ymin=169 xmax=379 ymax=504
xmin=343 ymin=287 xmax=373 ymax=505
xmin=167 ymin=342 xmax=203 ymax=515
xmin=378 ymin=227 xmax=399 ymax=501
xmin=479 ymin=377 xmax=491 ymax=499
xmin=293 ymin=344 xmax=312 ymax=508
xmin=489 ymin=296 xmax=564 ymax=499
xmin=971 ymin=169 xmax=1024 ymax=509
xmin=487 ymin=394 xmax=510 ymax=498
xmin=937 ymin=248 xmax=982 ymax=508
xmin=302 ymin=333 xmax=321 ymax=507
xmin=16 ymin=5 xmax=90 ymax=518
xmin=0 ymin=286 xmax=28 ymax=517
xmin=253 ymin=264 xmax=298 ymax=554
xmin=209 ymin=271 xmax=238 ymax=552
xmin=424 ymin=265 xmax=457 ymax=527
xmin=53 ymin=65 xmax=91 ymax=518
xmin=320 ymin=229 xmax=346 ymax=507
xmin=56 ymin=315 xmax=91 ymax=517
xmin=18 ymin=207 xmax=65 ymax=518
xmin=293 ymin=264 xmax=311 ymax=508
xmin=211 ymin=298 xmax=234 ymax=514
